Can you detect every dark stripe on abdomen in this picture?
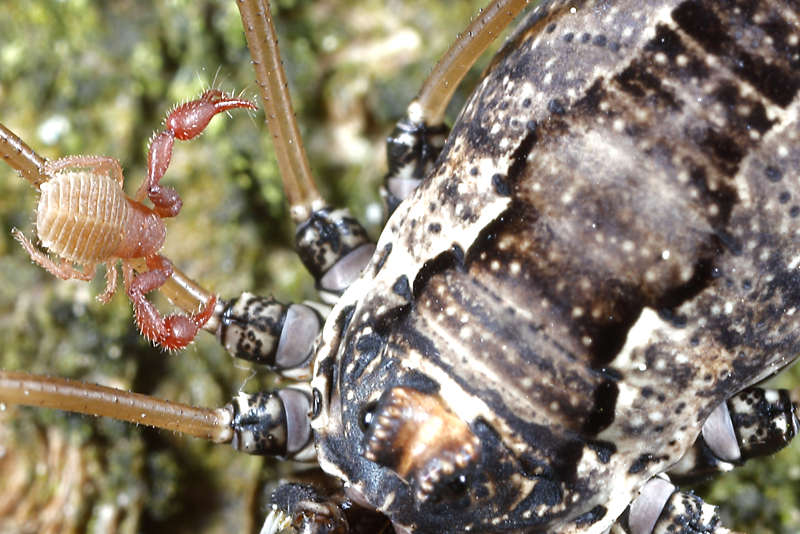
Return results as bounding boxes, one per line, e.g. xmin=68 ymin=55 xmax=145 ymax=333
xmin=672 ymin=0 xmax=800 ymax=107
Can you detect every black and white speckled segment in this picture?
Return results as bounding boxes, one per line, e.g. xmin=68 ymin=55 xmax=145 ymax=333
xmin=218 ymin=293 xmax=321 ymax=373
xmin=381 ymin=118 xmax=450 ymax=215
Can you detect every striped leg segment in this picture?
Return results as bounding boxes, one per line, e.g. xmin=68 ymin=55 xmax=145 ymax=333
xmin=669 ymin=387 xmax=798 ymax=483
xmin=608 ymin=386 xmax=797 ymax=534
xmin=611 ymin=477 xmax=741 ymax=534
xmin=215 ymin=293 xmax=323 ymax=379
xmin=259 ymin=483 xmax=394 ymax=534
xmin=381 ymin=119 xmax=450 ymax=214
xmin=382 ymin=0 xmax=530 ymax=215
xmin=294 ymin=207 xmax=375 ymax=301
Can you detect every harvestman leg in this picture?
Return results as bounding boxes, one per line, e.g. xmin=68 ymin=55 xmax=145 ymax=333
xmin=609 ymin=385 xmax=798 ymax=534
xmin=669 ymin=387 xmax=798 ymax=484
xmin=381 ymin=0 xmax=530 ymax=215
xmin=611 ymin=479 xmax=742 ymax=534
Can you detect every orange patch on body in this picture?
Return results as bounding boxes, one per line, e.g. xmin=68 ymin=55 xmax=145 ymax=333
xmin=364 ymin=387 xmax=480 ymax=500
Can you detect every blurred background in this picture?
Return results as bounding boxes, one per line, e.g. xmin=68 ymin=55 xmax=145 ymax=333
xmin=0 ymin=1 xmax=798 ymax=533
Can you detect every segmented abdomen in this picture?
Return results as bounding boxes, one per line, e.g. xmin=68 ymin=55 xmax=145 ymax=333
xmin=36 ymin=171 xmax=128 ymax=264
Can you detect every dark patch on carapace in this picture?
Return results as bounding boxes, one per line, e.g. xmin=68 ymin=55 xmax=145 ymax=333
xmin=586 ymin=440 xmax=617 ymax=464
xmin=492 ymin=173 xmax=511 ymax=196
xmin=714 ymin=229 xmax=744 ymax=256
xmin=658 ymin=307 xmax=688 ymax=329
xmin=374 ymin=242 xmax=392 ymax=275
xmin=765 ymin=165 xmax=784 ymax=182
xmin=553 ymin=440 xmax=585 ymax=483
xmin=686 ymin=163 xmax=738 ymax=225
xmin=672 ymin=1 xmax=800 ymax=107
xmin=323 ymin=304 xmax=355 ymax=404
xmin=644 ymin=24 xmax=686 ymax=60
xmin=350 ymin=331 xmax=385 ymax=380
xmin=439 ymin=177 xmax=460 ymax=202
xmin=548 ymin=98 xmax=567 ymax=115
xmin=574 ymin=505 xmax=607 ymax=526
xmin=574 ymin=80 xmax=606 ymax=114
xmin=656 ymin=257 xmax=716 ymax=313
xmin=392 ymin=275 xmax=412 ymax=302
xmin=700 ymin=129 xmax=745 ymax=176
xmin=628 ymin=453 xmax=657 ymax=474
xmin=507 ymin=125 xmax=539 ymax=186
xmin=586 ymin=301 xmax=644 ymax=367
xmin=581 ymin=378 xmax=619 ymax=435
xmin=528 ymin=478 xmax=563 ymax=508
xmin=615 ymin=62 xmax=681 ymax=111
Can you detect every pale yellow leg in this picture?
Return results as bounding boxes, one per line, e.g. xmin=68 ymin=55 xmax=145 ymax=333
xmin=97 ymin=261 xmax=119 ymax=303
xmin=122 ymin=262 xmax=134 ymax=294
xmin=45 ymin=155 xmax=124 ymax=188
xmin=12 ymin=228 xmax=96 ymax=281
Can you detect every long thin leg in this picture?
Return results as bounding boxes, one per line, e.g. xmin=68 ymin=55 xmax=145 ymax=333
xmin=237 ymin=0 xmax=323 ymax=224
xmin=0 ymin=371 xmax=315 ymax=461
xmin=0 ymin=121 xmax=47 ymax=187
xmin=12 ymin=228 xmax=96 ymax=281
xmin=0 ymin=371 xmax=233 ymax=443
xmin=238 ymin=0 xmax=374 ymax=299
xmin=411 ymin=0 xmax=531 ymax=126
xmin=44 ymin=154 xmax=124 ymax=188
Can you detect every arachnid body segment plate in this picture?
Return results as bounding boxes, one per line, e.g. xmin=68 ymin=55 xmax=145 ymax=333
xmin=311 ymin=1 xmax=800 ymax=532
xmin=37 ymin=171 xmax=130 ymax=264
